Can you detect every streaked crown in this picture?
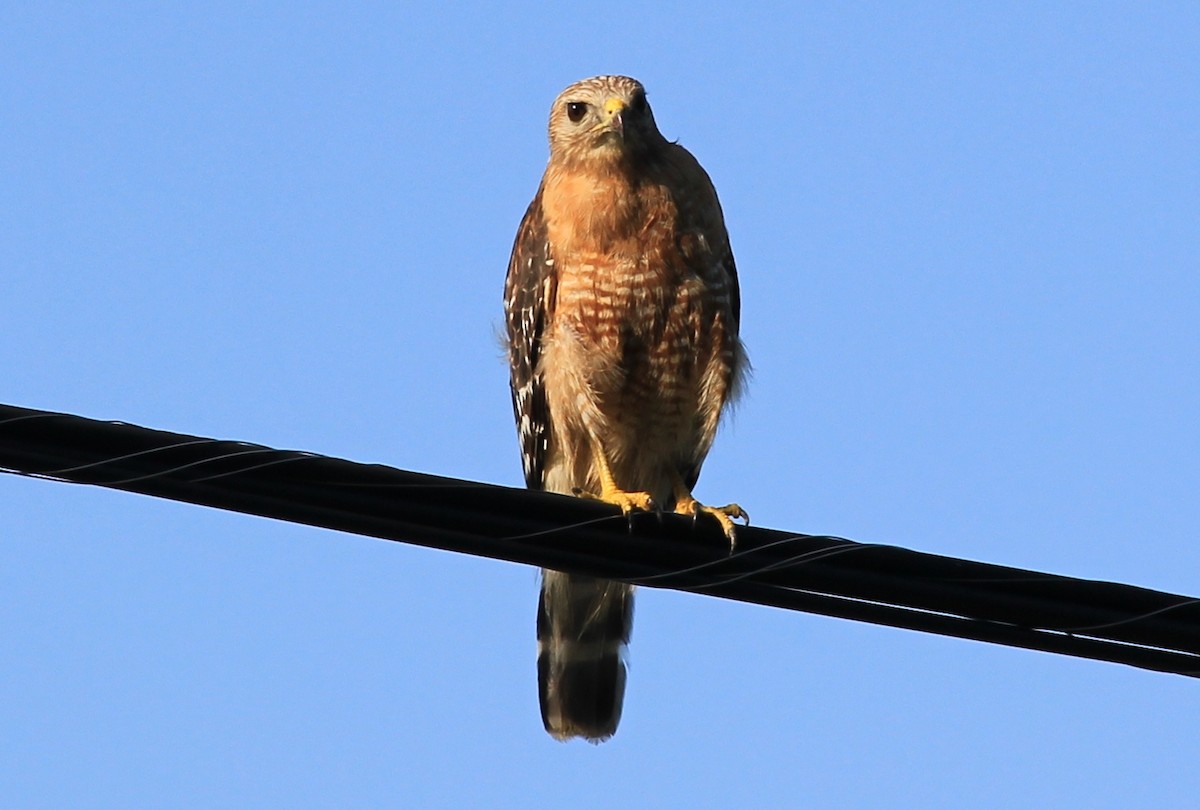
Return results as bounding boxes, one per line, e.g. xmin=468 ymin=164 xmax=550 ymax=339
xmin=547 ymin=75 xmax=665 ymax=160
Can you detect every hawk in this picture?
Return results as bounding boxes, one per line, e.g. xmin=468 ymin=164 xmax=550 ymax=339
xmin=503 ymin=75 xmax=748 ymax=742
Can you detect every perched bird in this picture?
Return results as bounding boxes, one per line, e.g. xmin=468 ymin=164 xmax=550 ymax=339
xmin=503 ymin=75 xmax=747 ymax=742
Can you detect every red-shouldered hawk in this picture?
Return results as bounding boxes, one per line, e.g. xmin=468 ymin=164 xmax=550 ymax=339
xmin=504 ymin=75 xmax=748 ymax=743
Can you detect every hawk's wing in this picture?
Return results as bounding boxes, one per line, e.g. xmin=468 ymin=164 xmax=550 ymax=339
xmin=669 ymin=146 xmax=744 ymax=492
xmin=503 ymin=189 xmax=556 ymax=490
xmin=681 ymin=243 xmax=742 ymax=492
xmin=727 ymin=250 xmax=742 ymax=335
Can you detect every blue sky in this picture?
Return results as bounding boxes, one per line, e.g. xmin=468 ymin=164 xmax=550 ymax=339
xmin=2 ymin=3 xmax=1198 ymax=807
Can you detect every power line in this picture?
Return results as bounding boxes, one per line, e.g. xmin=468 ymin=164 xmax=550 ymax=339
xmin=2 ymin=402 xmax=1199 ymax=677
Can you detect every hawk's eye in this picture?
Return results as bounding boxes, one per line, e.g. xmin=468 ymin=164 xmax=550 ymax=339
xmin=565 ymin=101 xmax=588 ymax=123
xmin=631 ymin=92 xmax=646 ymax=113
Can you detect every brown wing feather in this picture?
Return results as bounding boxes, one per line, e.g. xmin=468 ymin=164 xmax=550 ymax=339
xmin=680 ymin=243 xmax=743 ymax=492
xmin=660 ymin=145 xmax=745 ymax=491
xmin=503 ymin=189 xmax=556 ymax=490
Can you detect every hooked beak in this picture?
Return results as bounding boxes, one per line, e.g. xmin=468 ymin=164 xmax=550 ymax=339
xmin=602 ymin=96 xmax=627 ymax=139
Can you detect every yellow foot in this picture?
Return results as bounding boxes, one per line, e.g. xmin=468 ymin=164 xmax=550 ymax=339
xmin=576 ymin=444 xmax=657 ymax=521
xmin=575 ymin=485 xmax=657 ymax=517
xmin=674 ymin=496 xmax=749 ymax=546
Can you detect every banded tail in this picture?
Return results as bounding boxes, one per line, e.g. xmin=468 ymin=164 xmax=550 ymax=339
xmin=536 ymin=570 xmax=633 ymax=742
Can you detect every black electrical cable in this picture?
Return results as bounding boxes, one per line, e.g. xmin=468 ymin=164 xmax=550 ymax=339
xmin=2 ymin=402 xmax=1198 ymax=677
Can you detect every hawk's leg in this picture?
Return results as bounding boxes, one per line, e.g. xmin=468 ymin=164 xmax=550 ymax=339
xmin=574 ymin=444 xmax=656 ymax=517
xmin=670 ymin=472 xmax=748 ymax=547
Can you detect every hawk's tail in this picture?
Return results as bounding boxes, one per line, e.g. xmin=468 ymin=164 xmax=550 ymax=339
xmin=537 ymin=570 xmax=633 ymax=743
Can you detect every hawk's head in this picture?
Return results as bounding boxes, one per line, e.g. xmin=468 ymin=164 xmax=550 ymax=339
xmin=547 ymin=75 xmax=666 ymax=164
